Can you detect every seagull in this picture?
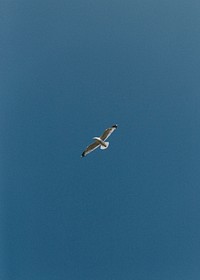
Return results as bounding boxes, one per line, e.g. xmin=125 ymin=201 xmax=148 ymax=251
xmin=81 ymin=124 xmax=118 ymax=157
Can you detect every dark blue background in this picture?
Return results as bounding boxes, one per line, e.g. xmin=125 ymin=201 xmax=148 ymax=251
xmin=1 ymin=1 xmax=200 ymax=279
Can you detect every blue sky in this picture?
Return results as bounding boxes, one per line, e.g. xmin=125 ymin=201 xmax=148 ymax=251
xmin=1 ymin=1 xmax=200 ymax=279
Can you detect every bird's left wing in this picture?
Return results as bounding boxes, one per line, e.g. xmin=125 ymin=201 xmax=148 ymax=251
xmin=81 ymin=141 xmax=100 ymax=157
xmin=100 ymin=124 xmax=118 ymax=141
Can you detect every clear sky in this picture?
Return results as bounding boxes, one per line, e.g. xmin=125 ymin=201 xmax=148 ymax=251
xmin=1 ymin=1 xmax=200 ymax=279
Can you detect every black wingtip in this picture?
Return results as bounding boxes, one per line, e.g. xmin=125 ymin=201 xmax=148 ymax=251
xmin=81 ymin=152 xmax=85 ymax=157
xmin=112 ymin=124 xmax=118 ymax=128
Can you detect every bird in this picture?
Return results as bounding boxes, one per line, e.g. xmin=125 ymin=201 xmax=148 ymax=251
xmin=81 ymin=124 xmax=118 ymax=157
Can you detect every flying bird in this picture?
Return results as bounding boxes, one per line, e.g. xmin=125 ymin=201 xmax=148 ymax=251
xmin=81 ymin=124 xmax=118 ymax=157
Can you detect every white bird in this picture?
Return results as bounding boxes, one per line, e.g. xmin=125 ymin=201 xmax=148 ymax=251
xmin=81 ymin=124 xmax=118 ymax=157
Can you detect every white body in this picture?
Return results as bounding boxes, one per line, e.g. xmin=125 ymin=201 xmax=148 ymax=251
xmin=93 ymin=137 xmax=109 ymax=149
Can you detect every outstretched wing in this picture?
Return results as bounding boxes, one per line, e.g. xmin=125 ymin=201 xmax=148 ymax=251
xmin=100 ymin=124 xmax=118 ymax=141
xmin=81 ymin=141 xmax=100 ymax=157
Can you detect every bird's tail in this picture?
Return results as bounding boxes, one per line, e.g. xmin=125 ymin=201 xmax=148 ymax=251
xmin=100 ymin=142 xmax=109 ymax=150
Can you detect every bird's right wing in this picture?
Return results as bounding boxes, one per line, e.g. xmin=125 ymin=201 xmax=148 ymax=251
xmin=81 ymin=141 xmax=100 ymax=157
xmin=100 ymin=124 xmax=118 ymax=141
